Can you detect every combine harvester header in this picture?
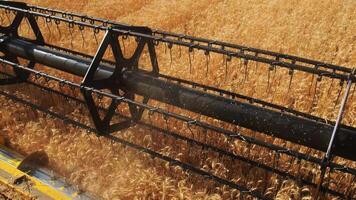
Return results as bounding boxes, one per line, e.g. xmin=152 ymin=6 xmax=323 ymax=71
xmin=0 ymin=141 xmax=98 ymax=199
xmin=0 ymin=1 xmax=355 ymax=199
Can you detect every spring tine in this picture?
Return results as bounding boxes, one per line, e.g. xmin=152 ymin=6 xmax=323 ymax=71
xmin=55 ymin=20 xmax=61 ymax=38
xmin=327 ymin=75 xmax=335 ymax=95
xmin=97 ymin=136 xmax=103 ymax=147
xmin=80 ymin=30 xmax=85 ymax=49
xmin=309 ymin=75 xmax=321 ymax=113
xmin=272 ymin=63 xmax=277 ymax=83
xmin=45 ymin=17 xmax=52 ymax=39
xmin=78 ymin=25 xmax=85 ymax=49
xmin=239 ymin=58 xmax=243 ymax=73
xmin=192 ymin=45 xmax=195 ymax=60
xmin=68 ymin=23 xmax=74 ymax=49
xmin=178 ymin=44 xmax=182 ymax=58
xmin=163 ymin=114 xmax=170 ymax=145
xmin=237 ymin=64 xmax=244 ymax=86
xmin=187 ymin=120 xmax=196 ymax=139
xmin=69 ymin=28 xmax=74 ymax=48
xmin=188 ymin=47 xmax=193 ymax=74
xmin=163 ymin=113 xmax=169 ymax=132
xmin=288 ymin=69 xmax=294 ymax=93
xmin=168 ymin=43 xmax=173 ymax=68
xmin=267 ymin=64 xmax=275 ymax=93
xmin=334 ymin=80 xmax=344 ymax=109
xmin=275 ymin=69 xmax=282 ymax=87
xmin=243 ymin=59 xmax=249 ymax=83
xmin=164 ymin=42 xmax=168 ymax=54
xmin=308 ymin=74 xmax=315 ymax=95
xmin=273 ymin=151 xmax=279 ymax=170
xmin=267 ymin=68 xmax=271 ymax=92
xmin=270 ymin=68 xmax=279 ymax=103
xmin=221 ymin=54 xmax=226 ymax=81
xmin=246 ymin=143 xmax=252 ymax=159
xmin=328 ymin=79 xmax=334 ymax=98
xmin=310 ymin=82 xmax=317 ymax=113
xmin=93 ymin=29 xmax=99 ymax=46
xmin=205 ymin=50 xmax=210 ymax=76
xmin=222 ymin=54 xmax=226 ymax=71
xmin=201 ymin=129 xmax=208 ymax=161
xmin=225 ymin=55 xmax=232 ymax=82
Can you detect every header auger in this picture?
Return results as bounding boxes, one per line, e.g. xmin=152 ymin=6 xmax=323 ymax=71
xmin=0 ymin=1 xmax=355 ymax=199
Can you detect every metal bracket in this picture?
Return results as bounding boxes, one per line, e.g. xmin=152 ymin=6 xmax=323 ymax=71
xmin=0 ymin=1 xmax=44 ymax=85
xmin=81 ymin=25 xmax=159 ymax=134
xmin=314 ymin=68 xmax=355 ymax=199
xmin=115 ymin=25 xmax=159 ymax=124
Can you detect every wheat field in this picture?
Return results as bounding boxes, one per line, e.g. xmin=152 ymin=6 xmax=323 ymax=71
xmin=0 ymin=0 xmax=355 ymax=199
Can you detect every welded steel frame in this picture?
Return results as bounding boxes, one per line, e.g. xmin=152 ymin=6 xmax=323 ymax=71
xmin=2 ymin=36 xmax=355 ymax=160
xmin=81 ymin=25 xmax=159 ymax=133
xmin=1 ymin=2 xmax=356 ymax=199
xmin=2 ymin=3 xmax=354 ymax=82
xmin=0 ymin=58 xmax=355 ymax=199
xmin=0 ymin=1 xmax=43 ymax=85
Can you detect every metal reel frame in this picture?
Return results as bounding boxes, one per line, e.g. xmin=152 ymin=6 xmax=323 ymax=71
xmin=0 ymin=1 xmax=44 ymax=85
xmin=81 ymin=25 xmax=159 ymax=134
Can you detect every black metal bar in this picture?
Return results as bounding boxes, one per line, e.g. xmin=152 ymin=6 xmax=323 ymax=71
xmin=1 ymin=70 xmax=355 ymax=178
xmin=2 ymin=60 xmax=356 ymax=199
xmin=0 ymin=71 xmax=353 ymax=199
xmin=27 ymin=4 xmax=354 ymax=74
xmin=80 ymin=29 xmax=123 ymax=132
xmin=0 ymin=4 xmax=354 ymax=81
xmin=40 ymin=41 xmax=355 ymax=132
xmin=1 ymin=37 xmax=355 ymax=161
xmin=325 ymin=76 xmax=354 ymax=161
xmin=1 ymin=2 xmax=355 ymax=199
xmin=0 ymin=88 xmax=271 ymax=200
xmin=315 ymin=72 xmax=354 ymax=199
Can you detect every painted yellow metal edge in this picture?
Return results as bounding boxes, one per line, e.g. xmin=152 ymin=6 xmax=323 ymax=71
xmin=0 ymin=174 xmax=33 ymax=199
xmin=0 ymin=159 xmax=72 ymax=200
xmin=0 ymin=148 xmax=22 ymax=167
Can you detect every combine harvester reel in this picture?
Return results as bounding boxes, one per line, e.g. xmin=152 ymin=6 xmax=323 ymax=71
xmin=0 ymin=1 xmax=355 ymax=199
